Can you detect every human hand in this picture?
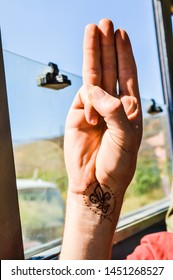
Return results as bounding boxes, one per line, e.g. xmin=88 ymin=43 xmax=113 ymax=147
xmin=64 ymin=19 xmax=142 ymax=200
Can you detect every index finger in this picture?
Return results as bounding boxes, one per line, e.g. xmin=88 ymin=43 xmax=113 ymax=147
xmin=82 ymin=24 xmax=101 ymax=86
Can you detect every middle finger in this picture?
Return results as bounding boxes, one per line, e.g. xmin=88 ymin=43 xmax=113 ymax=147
xmin=99 ymin=18 xmax=117 ymax=95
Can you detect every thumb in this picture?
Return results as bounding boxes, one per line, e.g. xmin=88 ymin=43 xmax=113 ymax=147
xmin=88 ymin=86 xmax=129 ymax=130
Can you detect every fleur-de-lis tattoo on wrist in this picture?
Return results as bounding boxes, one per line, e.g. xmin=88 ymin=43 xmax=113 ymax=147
xmin=83 ymin=182 xmax=116 ymax=223
xmin=89 ymin=184 xmax=111 ymax=213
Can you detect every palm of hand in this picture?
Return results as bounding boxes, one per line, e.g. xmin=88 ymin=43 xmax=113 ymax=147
xmin=64 ymin=19 xmax=142 ymax=194
xmin=65 ymin=92 xmax=141 ymax=192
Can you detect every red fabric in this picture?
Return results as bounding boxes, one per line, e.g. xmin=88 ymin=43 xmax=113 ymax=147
xmin=126 ymin=231 xmax=173 ymax=260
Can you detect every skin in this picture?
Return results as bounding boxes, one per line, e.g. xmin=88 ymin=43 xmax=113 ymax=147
xmin=60 ymin=18 xmax=143 ymax=260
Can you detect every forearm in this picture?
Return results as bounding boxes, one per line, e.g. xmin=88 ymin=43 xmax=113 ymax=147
xmin=60 ymin=182 xmax=125 ymax=260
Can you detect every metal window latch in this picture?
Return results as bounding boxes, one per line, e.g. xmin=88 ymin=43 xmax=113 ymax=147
xmin=37 ymin=62 xmax=71 ymax=90
xmin=147 ymin=98 xmax=163 ymax=114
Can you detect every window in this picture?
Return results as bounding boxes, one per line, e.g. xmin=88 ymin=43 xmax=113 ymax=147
xmin=3 ymin=50 xmax=82 ymax=258
xmin=0 ymin=0 xmax=173 ymax=259
xmin=121 ymin=100 xmax=172 ymax=215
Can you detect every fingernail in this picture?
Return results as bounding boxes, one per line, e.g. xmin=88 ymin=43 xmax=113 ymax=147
xmin=90 ymin=115 xmax=98 ymax=125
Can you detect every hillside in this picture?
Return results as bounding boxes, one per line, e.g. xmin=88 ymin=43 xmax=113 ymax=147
xmin=13 ymin=114 xmax=172 ymax=214
xmin=13 ymin=136 xmax=67 ymax=198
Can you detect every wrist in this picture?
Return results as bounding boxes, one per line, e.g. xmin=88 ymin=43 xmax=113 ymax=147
xmin=66 ymin=181 xmax=125 ymax=225
xmin=61 ymin=183 xmax=125 ymax=259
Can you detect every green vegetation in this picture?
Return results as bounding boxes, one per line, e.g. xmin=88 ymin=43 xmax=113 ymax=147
xmin=121 ymin=114 xmax=172 ymax=214
xmin=14 ymin=137 xmax=68 ymax=200
xmin=131 ymin=149 xmax=162 ymax=196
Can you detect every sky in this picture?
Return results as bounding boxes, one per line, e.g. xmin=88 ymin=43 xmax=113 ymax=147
xmin=0 ymin=0 xmax=165 ymax=142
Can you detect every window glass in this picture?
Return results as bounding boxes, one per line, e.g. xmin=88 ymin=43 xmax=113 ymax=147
xmin=3 ymin=50 xmax=82 ymax=256
xmin=121 ymin=100 xmax=172 ymax=215
xmin=4 ymin=50 xmax=172 ymax=255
